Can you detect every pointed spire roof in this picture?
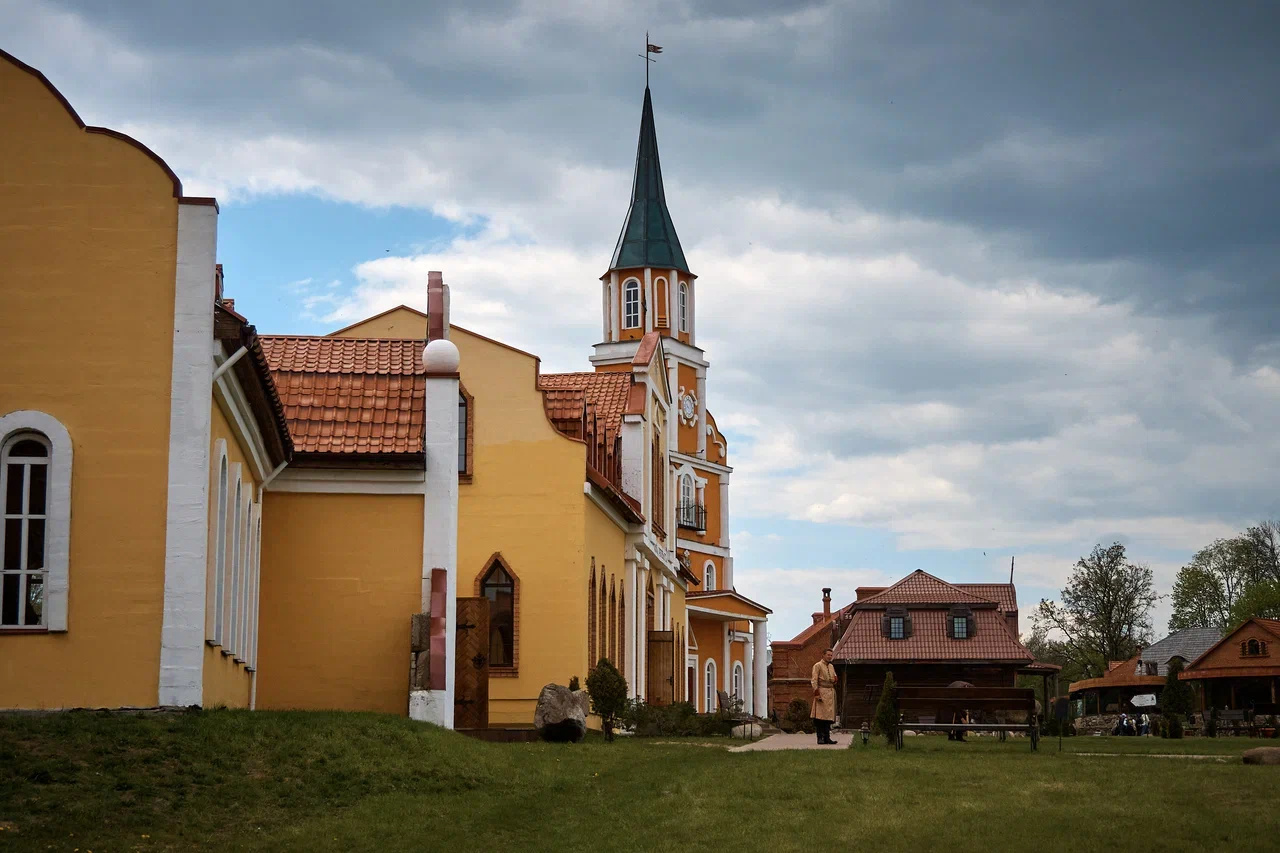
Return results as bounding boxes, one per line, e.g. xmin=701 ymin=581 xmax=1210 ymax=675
xmin=609 ymin=87 xmax=690 ymax=276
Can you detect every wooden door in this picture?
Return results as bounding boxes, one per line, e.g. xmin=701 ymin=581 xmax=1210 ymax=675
xmin=455 ymin=597 xmax=490 ymax=729
xmin=647 ymin=630 xmax=675 ymax=705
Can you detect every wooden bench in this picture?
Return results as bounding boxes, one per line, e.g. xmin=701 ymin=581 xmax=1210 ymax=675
xmin=893 ymin=686 xmax=1039 ymax=751
xmin=1218 ymin=709 xmax=1249 ymax=735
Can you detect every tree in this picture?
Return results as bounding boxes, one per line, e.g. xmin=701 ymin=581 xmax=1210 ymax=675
xmin=872 ymin=671 xmax=898 ymax=744
xmin=1228 ymin=579 xmax=1280 ymax=626
xmin=1242 ymin=520 xmax=1280 ymax=584
xmin=586 ymin=658 xmax=628 ymax=742
xmin=1019 ymin=624 xmax=1085 ymax=690
xmin=1169 ymin=538 xmax=1253 ymax=633
xmin=1161 ymin=657 xmax=1193 ymax=738
xmin=1036 ymin=543 xmax=1156 ymax=678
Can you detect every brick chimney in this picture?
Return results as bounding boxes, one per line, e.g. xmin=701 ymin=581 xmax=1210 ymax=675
xmin=426 ymin=270 xmax=450 ymax=342
xmin=822 ymin=587 xmax=832 ymax=620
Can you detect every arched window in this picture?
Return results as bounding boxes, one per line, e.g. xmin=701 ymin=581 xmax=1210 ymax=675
xmin=608 ymin=576 xmax=617 ymax=663
xmin=212 ymin=454 xmax=228 ymax=645
xmin=704 ymin=562 xmax=716 ymax=590
xmin=704 ymin=659 xmax=717 ymax=713
xmin=678 ymin=282 xmax=689 ymax=332
xmin=1245 ymin=638 xmax=1262 ymax=656
xmin=733 ymin=662 xmax=744 ymax=701
xmin=481 ymin=560 xmax=515 ymax=668
xmin=0 ymin=412 xmax=72 ymax=631
xmin=678 ymin=474 xmax=695 ymax=527
xmin=1 ymin=433 xmax=50 ymax=627
xmin=618 ymin=589 xmax=625 ymax=675
xmin=623 ymin=279 xmax=641 ymax=329
xmin=599 ymin=569 xmax=608 ymax=663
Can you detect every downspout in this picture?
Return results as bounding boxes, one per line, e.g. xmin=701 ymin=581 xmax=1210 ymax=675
xmin=212 ymin=346 xmax=248 ymax=382
xmin=249 ymin=459 xmax=289 ymax=711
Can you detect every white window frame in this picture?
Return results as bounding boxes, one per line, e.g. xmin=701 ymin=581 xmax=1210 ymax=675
xmin=890 ymin=616 xmax=904 ymax=639
xmin=227 ymin=471 xmax=242 ymax=656
xmin=211 ymin=446 xmax=228 ymax=645
xmin=733 ymin=662 xmax=744 ymax=701
xmin=0 ymin=411 xmax=72 ymax=632
xmin=704 ymin=658 xmax=717 ymax=714
xmin=623 ymin=278 xmax=641 ymax=329
xmin=678 ymin=282 xmax=689 ymax=332
xmin=703 ymin=560 xmax=716 ymax=591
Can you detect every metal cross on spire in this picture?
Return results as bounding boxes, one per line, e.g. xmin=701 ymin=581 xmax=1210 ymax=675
xmin=639 ymin=32 xmax=662 ymax=88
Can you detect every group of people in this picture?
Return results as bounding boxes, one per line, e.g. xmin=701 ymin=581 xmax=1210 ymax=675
xmin=1112 ymin=712 xmax=1151 ymax=736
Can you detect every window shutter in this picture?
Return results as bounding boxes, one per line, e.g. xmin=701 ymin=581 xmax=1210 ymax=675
xmin=881 ymin=613 xmax=891 ymax=638
xmin=967 ymin=615 xmax=975 ymax=638
xmin=946 ymin=615 xmax=955 ymax=639
xmin=903 ymin=614 xmax=913 ymax=638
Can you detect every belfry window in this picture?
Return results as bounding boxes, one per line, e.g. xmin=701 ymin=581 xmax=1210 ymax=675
xmin=623 ymin=279 xmax=641 ymax=329
xmin=1 ymin=434 xmax=50 ymax=627
xmin=481 ymin=561 xmax=515 ymax=668
xmin=704 ymin=562 xmax=716 ymax=590
xmin=678 ymin=282 xmax=689 ymax=332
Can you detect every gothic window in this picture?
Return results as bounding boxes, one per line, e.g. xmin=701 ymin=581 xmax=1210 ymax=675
xmin=623 ymin=279 xmax=641 ymax=329
xmin=608 ymin=577 xmax=617 ymax=663
xmin=678 ymin=282 xmax=689 ymax=332
xmin=481 ymin=559 xmax=516 ymax=669
xmin=1 ymin=434 xmax=49 ymax=627
xmin=588 ymin=563 xmax=597 ymax=667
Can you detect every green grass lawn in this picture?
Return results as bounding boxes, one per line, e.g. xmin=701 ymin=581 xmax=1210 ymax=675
xmin=2 ymin=711 xmax=1276 ymax=852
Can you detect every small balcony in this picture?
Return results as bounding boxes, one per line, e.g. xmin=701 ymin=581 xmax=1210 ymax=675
xmin=677 ymin=502 xmax=707 ymax=532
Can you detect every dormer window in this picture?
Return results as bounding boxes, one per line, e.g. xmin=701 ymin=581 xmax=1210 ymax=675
xmin=1242 ymin=638 xmax=1268 ymax=657
xmin=881 ymin=606 xmax=911 ymax=639
xmin=947 ymin=606 xmax=975 ymax=640
xmin=623 ymin=279 xmax=641 ymax=329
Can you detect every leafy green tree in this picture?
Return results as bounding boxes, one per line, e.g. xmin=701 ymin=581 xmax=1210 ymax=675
xmin=1036 ymin=543 xmax=1156 ymax=678
xmin=1020 ymin=624 xmax=1085 ymax=690
xmin=1161 ymin=657 xmax=1193 ymax=726
xmin=586 ymin=658 xmax=628 ymax=742
xmin=872 ymin=671 xmax=898 ymax=744
xmin=1228 ymin=579 xmax=1280 ymax=626
xmin=1169 ymin=538 xmax=1253 ymax=632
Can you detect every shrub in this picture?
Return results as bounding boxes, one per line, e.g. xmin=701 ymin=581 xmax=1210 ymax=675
xmin=586 ymin=659 xmax=628 ymax=742
xmin=872 ymin=672 xmax=898 ymax=744
xmin=1161 ymin=659 xmax=1193 ymax=719
xmin=1205 ymin=707 xmax=1218 ymax=738
xmin=619 ymin=701 xmax=738 ymax=738
xmin=783 ymin=698 xmax=815 ymax=734
xmin=1167 ymin=716 xmax=1184 ymax=739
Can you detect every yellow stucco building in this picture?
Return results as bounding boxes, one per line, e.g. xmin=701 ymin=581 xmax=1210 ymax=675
xmin=0 ymin=49 xmax=770 ymax=725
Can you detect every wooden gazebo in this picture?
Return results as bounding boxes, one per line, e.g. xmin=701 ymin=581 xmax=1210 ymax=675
xmin=1068 ymin=654 xmax=1165 ymax=716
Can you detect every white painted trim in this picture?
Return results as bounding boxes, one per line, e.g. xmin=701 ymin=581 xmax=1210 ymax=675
xmin=212 ymin=344 xmax=272 ymax=483
xmin=686 ymin=604 xmax=766 ymax=622
xmin=228 ymin=469 xmax=242 ymax=658
xmin=584 ymin=481 xmax=639 ymax=532
xmin=610 ymin=271 xmax=620 ymax=341
xmin=703 ymin=559 xmax=716 ymax=591
xmin=211 ymin=345 xmax=247 ymax=382
xmin=624 ymin=557 xmax=638 ymax=696
xmin=686 ymin=653 xmax=699 ymax=710
xmin=621 ymin=277 xmax=641 ymax=330
xmin=644 ymin=268 xmax=653 ymax=333
xmin=704 ymin=657 xmax=717 ymax=713
xmin=420 ymin=369 xmax=460 ymax=727
xmin=206 ymin=440 xmax=227 ymax=643
xmin=753 ymin=619 xmax=769 ymax=716
xmin=676 ymin=538 xmax=731 ymax=558
xmin=271 ymin=467 xmax=425 ymax=494
xmin=591 ymin=337 xmax=707 ymax=368
xmin=670 ymin=450 xmax=733 ymax=476
xmin=158 ymin=202 xmax=216 ymax=707
xmin=0 ymin=411 xmax=73 ymax=631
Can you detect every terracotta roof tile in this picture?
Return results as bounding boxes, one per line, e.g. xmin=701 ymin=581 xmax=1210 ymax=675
xmin=957 ymin=584 xmax=1018 ymax=613
xmin=538 ymin=372 xmax=633 ymax=442
xmin=856 ymin=570 xmax=999 ymax=608
xmin=833 ymin=608 xmax=1033 ymax=663
xmin=1067 ymin=653 xmax=1166 ymax=693
xmin=260 ymin=335 xmax=426 ymax=455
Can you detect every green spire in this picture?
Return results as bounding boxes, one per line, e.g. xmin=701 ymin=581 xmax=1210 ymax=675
xmin=609 ymin=87 xmax=690 ymax=275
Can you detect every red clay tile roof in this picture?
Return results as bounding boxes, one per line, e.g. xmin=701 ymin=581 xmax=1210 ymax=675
xmin=631 ymin=331 xmax=660 ymax=366
xmin=833 ymin=608 xmax=1033 ymax=663
xmin=260 ymin=335 xmax=426 ymax=455
xmin=855 ymin=570 xmax=999 ymax=608
xmin=538 ymin=372 xmax=633 ymax=441
xmin=957 ymin=584 xmax=1018 ymax=613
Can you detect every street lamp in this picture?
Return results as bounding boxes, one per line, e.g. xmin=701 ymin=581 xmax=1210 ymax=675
xmin=860 ymin=722 xmax=870 ymax=745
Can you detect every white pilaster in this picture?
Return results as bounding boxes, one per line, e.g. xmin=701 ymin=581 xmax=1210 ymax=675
xmin=419 ymin=338 xmax=461 ymax=728
xmin=621 ymin=417 xmax=644 ymax=501
xmin=610 ymin=271 xmax=620 ymax=342
xmin=637 ymin=561 xmax=649 ymax=701
xmin=719 ymin=474 xmax=730 ymax=550
xmin=602 ymin=278 xmax=610 ymax=340
xmin=688 ymin=279 xmax=695 ymax=346
xmin=695 ymin=368 xmax=707 ymax=457
xmin=669 ymin=269 xmax=678 ymax=333
xmin=158 ymin=201 xmax=218 ymax=708
xmin=624 ymin=557 xmax=638 ymax=695
xmin=644 ymin=268 xmax=653 ymax=333
xmin=752 ymin=620 xmax=768 ymax=717
xmin=723 ymin=622 xmax=732 ymax=693
xmin=744 ymin=633 xmax=754 ymax=711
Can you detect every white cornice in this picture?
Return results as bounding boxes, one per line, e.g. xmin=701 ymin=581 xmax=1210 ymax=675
xmin=677 ymin=538 xmax=731 ymax=558
xmin=591 ymin=338 xmax=708 ymax=369
xmin=272 ymin=467 xmax=426 ymax=494
xmin=670 ymin=450 xmax=732 ymax=476
xmin=213 ymin=343 xmax=271 ymax=483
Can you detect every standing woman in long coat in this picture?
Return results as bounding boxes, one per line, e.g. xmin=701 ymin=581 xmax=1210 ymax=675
xmin=811 ymin=648 xmax=839 ymax=745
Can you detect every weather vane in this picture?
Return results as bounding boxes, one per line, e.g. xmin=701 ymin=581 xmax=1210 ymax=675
xmin=639 ymin=32 xmax=662 ymax=88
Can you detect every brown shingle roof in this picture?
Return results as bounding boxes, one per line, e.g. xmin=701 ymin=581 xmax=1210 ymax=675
xmin=856 ymin=570 xmax=999 ymax=608
xmin=833 ymin=608 xmax=1033 ymax=663
xmin=260 ymin=335 xmax=426 ymax=456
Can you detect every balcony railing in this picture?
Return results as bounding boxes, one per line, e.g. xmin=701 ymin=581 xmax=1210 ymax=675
xmin=677 ymin=502 xmax=707 ymax=532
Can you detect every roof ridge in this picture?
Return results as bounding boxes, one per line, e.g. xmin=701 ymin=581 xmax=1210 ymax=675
xmin=857 ymin=569 xmax=1000 ymax=607
xmin=259 ymin=333 xmax=425 ymax=343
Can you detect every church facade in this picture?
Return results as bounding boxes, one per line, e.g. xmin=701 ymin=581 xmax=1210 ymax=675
xmin=0 ymin=49 xmax=769 ymax=725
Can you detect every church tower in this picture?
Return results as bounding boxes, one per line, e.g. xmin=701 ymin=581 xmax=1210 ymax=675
xmin=595 ymin=86 xmax=697 ymax=350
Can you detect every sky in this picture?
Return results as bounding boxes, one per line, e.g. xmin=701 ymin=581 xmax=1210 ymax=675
xmin=7 ymin=0 xmax=1279 ymax=643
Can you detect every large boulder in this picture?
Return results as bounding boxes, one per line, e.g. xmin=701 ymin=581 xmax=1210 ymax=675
xmin=731 ymin=722 xmax=762 ymax=739
xmin=534 ymin=683 xmax=587 ymax=743
xmin=1243 ymin=747 xmax=1280 ymax=766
